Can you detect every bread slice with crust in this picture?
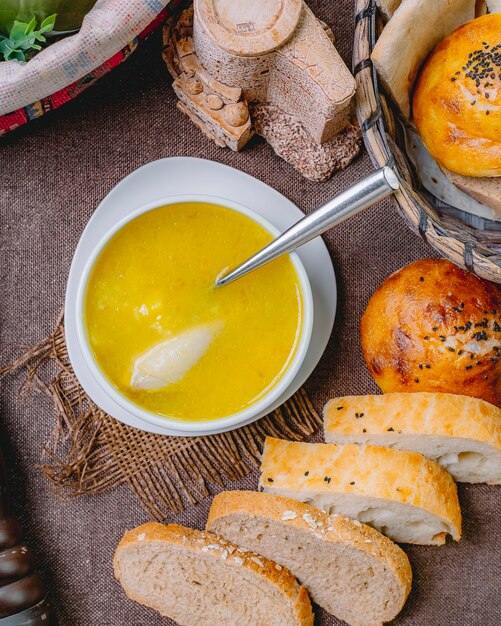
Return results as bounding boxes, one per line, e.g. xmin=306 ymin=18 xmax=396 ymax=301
xmin=442 ymin=168 xmax=501 ymax=220
xmin=260 ymin=437 xmax=461 ymax=545
xmin=207 ymin=491 xmax=412 ymax=626
xmin=114 ymin=522 xmax=314 ymax=626
xmin=324 ymin=392 xmax=501 ymax=484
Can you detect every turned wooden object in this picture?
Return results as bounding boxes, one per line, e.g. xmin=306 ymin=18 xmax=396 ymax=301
xmin=193 ymin=0 xmax=355 ymax=142
xmin=165 ymin=0 xmax=356 ymax=152
xmin=0 ymin=449 xmax=55 ymax=625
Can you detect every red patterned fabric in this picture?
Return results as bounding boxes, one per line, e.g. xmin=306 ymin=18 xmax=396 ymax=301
xmin=0 ymin=5 xmax=176 ymax=136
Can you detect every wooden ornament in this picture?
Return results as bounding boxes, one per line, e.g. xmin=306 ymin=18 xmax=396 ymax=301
xmin=0 ymin=447 xmax=55 ymax=624
xmin=163 ymin=1 xmax=361 ymax=181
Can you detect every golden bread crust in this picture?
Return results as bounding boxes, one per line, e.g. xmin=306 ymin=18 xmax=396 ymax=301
xmin=207 ymin=490 xmax=413 ymax=601
xmin=360 ymin=259 xmax=501 ymax=407
xmin=259 ymin=437 xmax=462 ymax=541
xmin=114 ymin=522 xmax=314 ymax=626
xmin=413 ymin=14 xmax=501 ymax=177
xmin=324 ymin=392 xmax=501 ymax=447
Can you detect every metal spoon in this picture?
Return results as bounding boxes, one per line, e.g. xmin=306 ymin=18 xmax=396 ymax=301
xmin=215 ymin=167 xmax=399 ymax=287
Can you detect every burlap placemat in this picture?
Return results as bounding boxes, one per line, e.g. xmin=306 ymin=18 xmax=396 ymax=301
xmin=1 ymin=311 xmax=320 ymax=520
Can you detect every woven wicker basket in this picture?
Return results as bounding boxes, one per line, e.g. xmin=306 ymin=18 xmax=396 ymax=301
xmin=353 ymin=0 xmax=501 ymax=284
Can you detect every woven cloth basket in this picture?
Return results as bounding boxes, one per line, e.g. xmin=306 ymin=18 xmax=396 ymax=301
xmin=353 ymin=0 xmax=501 ymax=284
xmin=0 ymin=0 xmax=187 ymax=135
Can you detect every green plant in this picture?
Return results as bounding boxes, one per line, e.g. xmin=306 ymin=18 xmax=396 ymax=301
xmin=0 ymin=14 xmax=56 ymax=62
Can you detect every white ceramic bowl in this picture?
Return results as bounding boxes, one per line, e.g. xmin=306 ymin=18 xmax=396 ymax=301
xmin=70 ymin=194 xmax=314 ymax=434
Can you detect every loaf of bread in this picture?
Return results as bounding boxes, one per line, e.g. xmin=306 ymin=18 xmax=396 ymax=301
xmin=260 ymin=437 xmax=461 ymax=545
xmin=324 ymin=392 xmax=501 ymax=484
xmin=114 ymin=522 xmax=314 ymax=626
xmin=360 ymin=259 xmax=501 ymax=407
xmin=207 ymin=491 xmax=412 ymax=626
xmin=371 ymin=0 xmax=475 ymax=117
xmin=413 ymin=14 xmax=501 ymax=178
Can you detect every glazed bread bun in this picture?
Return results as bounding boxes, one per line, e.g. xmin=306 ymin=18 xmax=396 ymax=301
xmin=413 ymin=14 xmax=501 ymax=178
xmin=361 ymin=259 xmax=501 ymax=407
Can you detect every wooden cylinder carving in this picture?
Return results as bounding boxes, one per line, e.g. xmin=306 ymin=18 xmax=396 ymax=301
xmin=163 ymin=1 xmax=361 ymax=181
xmin=0 ymin=451 xmax=55 ymax=625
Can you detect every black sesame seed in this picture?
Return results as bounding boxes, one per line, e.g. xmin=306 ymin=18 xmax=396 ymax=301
xmin=425 ymin=364 xmax=431 ymax=369
xmin=362 ymin=428 xmax=367 ymax=433
xmin=448 ymin=347 xmax=455 ymax=352
xmin=466 ymin=364 xmax=473 ymax=370
xmin=336 ymin=406 xmax=344 ymax=410
xmin=304 ymin=471 xmax=310 ymax=476
xmin=267 ymin=477 xmax=274 ymax=483
xmin=350 ymin=481 xmax=355 ymax=485
xmin=432 ymin=327 xmax=438 ymax=332
xmin=414 ymin=378 xmax=419 ymax=383
xmin=387 ymin=427 xmax=394 ymax=432
xmin=420 ymin=276 xmax=424 ymax=282
xmin=473 ymin=330 xmax=488 ymax=341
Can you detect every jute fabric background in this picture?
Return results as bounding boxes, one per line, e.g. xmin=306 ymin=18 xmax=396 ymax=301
xmin=0 ymin=1 xmax=499 ymax=624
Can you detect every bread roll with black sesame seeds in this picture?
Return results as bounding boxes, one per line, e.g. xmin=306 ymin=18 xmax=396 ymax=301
xmin=413 ymin=14 xmax=501 ymax=178
xmin=361 ymin=259 xmax=501 ymax=407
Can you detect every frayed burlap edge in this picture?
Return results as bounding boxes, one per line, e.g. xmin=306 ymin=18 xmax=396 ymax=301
xmin=1 ymin=312 xmax=321 ymax=521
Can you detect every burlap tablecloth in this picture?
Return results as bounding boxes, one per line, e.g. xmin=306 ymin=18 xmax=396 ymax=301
xmin=0 ymin=2 xmax=499 ymax=624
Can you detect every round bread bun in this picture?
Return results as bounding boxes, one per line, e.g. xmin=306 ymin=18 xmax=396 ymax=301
xmin=413 ymin=14 xmax=501 ymax=178
xmin=361 ymin=259 xmax=501 ymax=407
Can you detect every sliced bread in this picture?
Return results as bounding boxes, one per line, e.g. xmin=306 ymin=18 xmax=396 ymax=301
xmin=442 ymin=168 xmax=501 ymax=220
xmin=324 ymin=392 xmax=501 ymax=484
xmin=114 ymin=522 xmax=314 ymax=626
xmin=260 ymin=437 xmax=461 ymax=545
xmin=207 ymin=491 xmax=412 ymax=626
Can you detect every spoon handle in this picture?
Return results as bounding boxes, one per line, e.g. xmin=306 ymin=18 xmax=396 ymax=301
xmin=216 ymin=167 xmax=399 ymax=286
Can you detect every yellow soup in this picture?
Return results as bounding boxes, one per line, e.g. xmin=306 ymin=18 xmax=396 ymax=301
xmin=84 ymin=202 xmax=303 ymax=421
